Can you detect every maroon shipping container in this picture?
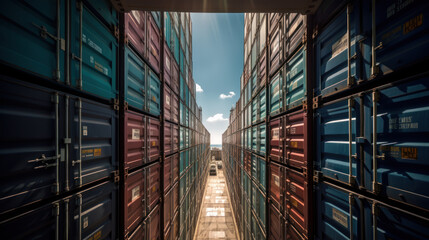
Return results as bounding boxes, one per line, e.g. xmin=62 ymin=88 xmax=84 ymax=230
xmin=171 ymin=93 xmax=179 ymax=123
xmin=147 ymin=117 xmax=160 ymax=162
xmin=172 ymin=154 xmax=179 ymax=184
xmin=173 ymin=125 xmax=179 ymax=153
xmin=164 ymin=155 xmax=172 ymax=192
xmin=269 ymin=162 xmax=284 ymax=211
xmin=244 ymin=150 xmax=251 ymax=176
xmin=147 ymin=162 xmax=161 ymax=213
xmin=287 ymin=221 xmax=306 ymax=240
xmin=284 ymin=13 xmax=306 ymax=60
xmin=124 ymin=168 xmax=145 ymax=236
xmin=269 ymin=21 xmax=283 ymax=76
xmin=147 ymin=205 xmax=161 ymax=240
xmin=164 ymin=227 xmax=171 ymax=240
xmin=285 ymin=168 xmax=309 ymax=237
xmin=148 ymin=14 xmax=160 ymax=74
xmin=124 ymin=110 xmax=146 ymax=170
xmin=171 ymin=58 xmax=180 ymax=95
xmin=172 ymin=182 xmax=179 ymax=213
xmin=269 ymin=13 xmax=282 ymax=36
xmin=284 ymin=110 xmax=308 ymax=172
xmin=125 ymin=11 xmax=146 ymax=60
xmin=164 ymin=43 xmax=172 ymax=87
xmin=269 ymin=117 xmax=283 ymax=163
xmin=269 ymin=203 xmax=285 ymax=240
xmin=164 ymin=86 xmax=173 ymax=123
xmin=258 ymin=50 xmax=267 ymax=89
xmin=127 ymin=222 xmax=145 ymax=240
xmin=171 ymin=211 xmax=179 ymax=240
xmin=164 ymin=122 xmax=173 ymax=155
xmin=164 ymin=187 xmax=172 ymax=232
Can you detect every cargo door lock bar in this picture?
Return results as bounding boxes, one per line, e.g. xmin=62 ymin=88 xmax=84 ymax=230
xmin=371 ymin=0 xmax=383 ymax=78
xmin=372 ymin=91 xmax=383 ymax=194
xmin=348 ymin=98 xmax=357 ymax=186
xmin=347 ymin=4 xmax=356 ymax=86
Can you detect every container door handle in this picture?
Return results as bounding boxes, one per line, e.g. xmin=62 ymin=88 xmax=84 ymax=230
xmin=372 ymin=91 xmax=381 ymax=194
xmin=53 ymin=202 xmax=60 ymax=240
xmin=372 ymin=202 xmax=378 ymax=240
xmin=349 ymin=194 xmax=354 ymax=240
xmin=371 ymin=0 xmax=382 ymax=77
xmin=76 ymin=99 xmax=83 ymax=186
xmin=348 ymin=98 xmax=356 ymax=185
xmin=76 ymin=194 xmax=83 ymax=240
xmin=346 ymin=4 xmax=356 ymax=86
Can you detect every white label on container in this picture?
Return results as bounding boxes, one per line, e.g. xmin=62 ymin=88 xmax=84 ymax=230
xmin=132 ymin=186 xmax=140 ymax=201
xmin=274 ymin=175 xmax=280 ymax=187
xmin=83 ymin=126 xmax=88 ymax=136
xmin=132 ymin=129 xmax=140 ymax=140
xmin=132 ymin=11 xmax=141 ymax=24
xmin=166 ymin=94 xmax=170 ymax=106
xmin=332 ymin=208 xmax=348 ymax=228
xmin=166 ymin=57 xmax=171 ymax=71
xmin=331 ymin=33 xmax=348 ymax=59
xmin=83 ymin=216 xmax=89 ymax=229
xmin=272 ymin=128 xmax=279 ymax=140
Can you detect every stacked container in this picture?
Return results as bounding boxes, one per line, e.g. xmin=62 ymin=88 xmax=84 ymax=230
xmin=0 ymin=3 xmax=211 ymax=240
xmin=223 ymin=1 xmax=429 ymax=239
xmin=0 ymin=0 xmax=119 ymax=238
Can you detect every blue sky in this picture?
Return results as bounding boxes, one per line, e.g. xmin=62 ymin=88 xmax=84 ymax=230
xmin=191 ymin=13 xmax=244 ymax=144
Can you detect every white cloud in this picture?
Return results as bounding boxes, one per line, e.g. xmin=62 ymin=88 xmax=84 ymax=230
xmin=196 ymin=83 xmax=204 ymax=93
xmin=207 ymin=113 xmax=228 ymax=122
xmin=219 ymin=91 xmax=236 ymax=99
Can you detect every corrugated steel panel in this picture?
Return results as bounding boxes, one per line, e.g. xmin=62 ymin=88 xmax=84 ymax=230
xmin=173 ymin=182 xmax=179 ymax=213
xmin=147 ymin=117 xmax=160 ymax=162
xmin=71 ymin=3 xmax=118 ymax=100
xmin=146 ymin=204 xmax=161 ymax=240
xmin=164 ymin=122 xmax=173 ymax=155
xmin=0 ymin=80 xmax=116 ymax=214
xmin=164 ymin=186 xmax=172 ymax=232
xmin=128 ymin=223 xmax=145 ymax=240
xmin=147 ymin=162 xmax=161 ymax=213
xmin=148 ymin=70 xmax=161 ymax=116
xmin=269 ymin=117 xmax=283 ymax=163
xmin=269 ymin=204 xmax=285 ymax=240
xmin=164 ymin=155 xmax=173 ymax=192
xmin=269 ymin=22 xmax=284 ymax=76
xmin=173 ymin=125 xmax=179 ymax=153
xmin=164 ymin=43 xmax=172 ymax=88
xmin=124 ymin=110 xmax=146 ymax=170
xmin=164 ymin=13 xmax=172 ymax=49
xmin=172 ymin=93 xmax=180 ymax=123
xmin=125 ymin=11 xmax=146 ymax=60
xmin=0 ymin=181 xmax=117 ymax=240
xmin=124 ymin=46 xmax=146 ymax=111
xmin=285 ymin=110 xmax=308 ymax=170
xmin=269 ymin=162 xmax=284 ymax=210
xmin=269 ymin=70 xmax=284 ymax=116
xmin=124 ymin=168 xmax=145 ymax=235
xmin=286 ymin=168 xmax=309 ymax=237
xmin=284 ymin=13 xmax=306 ymax=59
xmin=164 ymin=86 xmax=173 ymax=122
xmin=286 ymin=48 xmax=306 ymax=109
xmin=148 ymin=14 xmax=161 ymax=74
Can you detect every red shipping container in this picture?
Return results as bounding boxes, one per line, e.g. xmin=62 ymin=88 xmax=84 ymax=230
xmin=127 ymin=222 xmax=145 ymax=240
xmin=171 ymin=211 xmax=179 ymax=240
xmin=164 ymin=122 xmax=173 ymax=155
xmin=147 ymin=205 xmax=161 ymax=240
xmin=147 ymin=162 xmax=161 ymax=213
xmin=284 ymin=110 xmax=308 ymax=172
xmin=172 ymin=182 xmax=179 ymax=213
xmin=148 ymin=14 xmax=160 ymax=74
xmin=269 ymin=117 xmax=283 ymax=163
xmin=164 ymin=155 xmax=172 ymax=192
xmin=147 ymin=117 xmax=160 ymax=162
xmin=124 ymin=168 xmax=145 ymax=236
xmin=258 ymin=50 xmax=267 ymax=89
xmin=164 ymin=227 xmax=171 ymax=240
xmin=164 ymin=43 xmax=172 ymax=87
xmin=164 ymin=187 xmax=172 ymax=232
xmin=287 ymin=221 xmax=306 ymax=240
xmin=164 ymin=86 xmax=173 ymax=123
xmin=245 ymin=150 xmax=251 ymax=176
xmin=171 ymin=58 xmax=180 ymax=95
xmin=124 ymin=110 xmax=146 ymax=170
xmin=269 ymin=203 xmax=285 ymax=240
xmin=125 ymin=11 xmax=146 ymax=60
xmin=171 ymin=93 xmax=179 ymax=123
xmin=173 ymin=125 xmax=179 ymax=153
xmin=172 ymin=153 xmax=179 ymax=184
xmin=285 ymin=168 xmax=309 ymax=237
xmin=269 ymin=162 xmax=284 ymax=210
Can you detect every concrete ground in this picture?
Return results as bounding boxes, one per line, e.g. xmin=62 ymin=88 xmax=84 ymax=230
xmin=194 ymin=167 xmax=239 ymax=240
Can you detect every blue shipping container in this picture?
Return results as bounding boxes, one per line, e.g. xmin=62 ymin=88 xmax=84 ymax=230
xmin=124 ymin=47 xmax=146 ymax=110
xmin=286 ymin=48 xmax=306 ymax=109
xmin=0 ymin=79 xmax=116 ymax=214
xmin=0 ymin=180 xmax=117 ymax=240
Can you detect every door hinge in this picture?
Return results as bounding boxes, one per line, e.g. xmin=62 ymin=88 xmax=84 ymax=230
xmin=313 ymin=170 xmax=322 ymax=183
xmin=113 ymin=99 xmax=119 ymax=110
xmin=112 ymin=170 xmax=120 ymax=182
xmin=313 ymin=95 xmax=321 ymax=109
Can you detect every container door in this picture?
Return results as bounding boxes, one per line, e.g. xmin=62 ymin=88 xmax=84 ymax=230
xmin=366 ymin=78 xmax=429 ymax=209
xmin=164 ymin=123 xmax=173 ymax=155
xmin=252 ymin=126 xmax=257 ymax=152
xmin=71 ymin=98 xmax=116 ymax=189
xmin=148 ymin=70 xmax=161 ymax=116
xmin=164 ymin=86 xmax=172 ymax=122
xmin=172 ymin=93 xmax=179 ymax=123
xmin=146 ymin=162 xmax=160 ymax=214
xmin=148 ymin=14 xmax=160 ymax=74
xmin=70 ymin=181 xmax=117 ymax=240
xmin=164 ymin=43 xmax=172 ymax=87
xmin=124 ymin=169 xmax=145 ymax=235
xmin=0 ymin=0 xmax=66 ymax=82
xmin=164 ymin=155 xmax=172 ymax=192
xmin=147 ymin=205 xmax=161 ymax=240
xmin=147 ymin=117 xmax=160 ymax=162
xmin=269 ymin=117 xmax=283 ymax=163
xmin=252 ymin=98 xmax=258 ymax=124
xmin=269 ymin=21 xmax=283 ymax=76
xmin=285 ymin=168 xmax=309 ymax=237
xmin=124 ymin=111 xmax=145 ymax=170
xmin=269 ymin=162 xmax=283 ymax=211
xmin=285 ymin=13 xmax=306 ymax=58
xmin=0 ymin=80 xmax=61 ymax=213
xmin=128 ymin=223 xmax=145 ymax=240
xmin=71 ymin=2 xmax=118 ymax=100
xmin=285 ymin=110 xmax=307 ymax=171
xmin=125 ymin=11 xmax=146 ymax=59
xmin=269 ymin=71 xmax=283 ymax=116
xmin=316 ymin=96 xmax=362 ymax=187
xmin=164 ymin=187 xmax=172 ymax=232
xmin=124 ymin=47 xmax=146 ymax=111
xmin=259 ymin=124 xmax=266 ymax=155
xmin=286 ymin=48 xmax=306 ymax=110
xmin=269 ymin=204 xmax=284 ymax=240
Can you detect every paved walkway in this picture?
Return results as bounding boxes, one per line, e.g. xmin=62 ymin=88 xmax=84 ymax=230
xmin=194 ymin=167 xmax=238 ymax=240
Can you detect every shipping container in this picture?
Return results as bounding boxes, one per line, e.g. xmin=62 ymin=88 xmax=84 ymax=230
xmin=124 ymin=168 xmax=145 ymax=236
xmin=147 ymin=162 xmax=161 ymax=213
xmin=147 ymin=117 xmax=161 ymax=162
xmin=285 ymin=110 xmax=308 ymax=171
xmin=0 ymin=79 xmax=116 ymax=214
xmin=286 ymin=168 xmax=309 ymax=237
xmin=0 ymin=180 xmax=117 ymax=240
xmin=124 ymin=110 xmax=146 ymax=170
xmin=148 ymin=13 xmax=161 ymax=74
xmin=269 ymin=203 xmax=285 ymax=240
xmin=125 ymin=11 xmax=146 ymax=60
